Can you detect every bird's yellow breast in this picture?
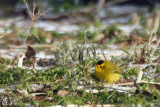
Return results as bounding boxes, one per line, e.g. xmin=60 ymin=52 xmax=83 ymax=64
xmin=95 ymin=60 xmax=123 ymax=84
xmin=95 ymin=69 xmax=121 ymax=84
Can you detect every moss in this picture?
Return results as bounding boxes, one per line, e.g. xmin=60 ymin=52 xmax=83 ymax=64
xmin=102 ymin=23 xmax=128 ymax=43
xmin=51 ymin=31 xmax=64 ymax=38
xmin=102 ymin=23 xmax=122 ymax=38
xmin=26 ymin=28 xmax=48 ymax=43
xmin=123 ymin=67 xmax=139 ymax=79
xmin=0 ymin=57 xmax=11 ymax=65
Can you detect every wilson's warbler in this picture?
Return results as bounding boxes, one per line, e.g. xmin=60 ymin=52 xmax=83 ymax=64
xmin=95 ymin=60 xmax=125 ymax=84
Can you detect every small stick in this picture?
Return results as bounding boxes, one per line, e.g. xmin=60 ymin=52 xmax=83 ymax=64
xmin=0 ymin=44 xmax=59 ymax=49
xmin=104 ymin=81 xmax=160 ymax=87
xmin=136 ymin=70 xmax=143 ymax=82
xmin=17 ymin=54 xmax=23 ymax=67
xmin=33 ymin=59 xmax=37 ymax=69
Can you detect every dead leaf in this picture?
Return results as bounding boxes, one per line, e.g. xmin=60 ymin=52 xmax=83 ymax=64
xmin=25 ymin=46 xmax=36 ymax=59
xmin=93 ymin=33 xmax=105 ymax=42
xmin=57 ymin=90 xmax=69 ymax=97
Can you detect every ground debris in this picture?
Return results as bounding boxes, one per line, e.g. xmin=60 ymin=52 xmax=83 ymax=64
xmin=25 ymin=46 xmax=36 ymax=59
xmin=37 ymin=58 xmax=56 ymax=67
xmin=57 ymin=90 xmax=70 ymax=97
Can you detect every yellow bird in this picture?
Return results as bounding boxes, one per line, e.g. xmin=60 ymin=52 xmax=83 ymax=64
xmin=95 ymin=60 xmax=125 ymax=84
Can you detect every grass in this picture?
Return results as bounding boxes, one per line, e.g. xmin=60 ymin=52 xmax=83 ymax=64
xmin=1 ymin=1 xmax=160 ymax=106
xmin=0 ymin=38 xmax=160 ymax=106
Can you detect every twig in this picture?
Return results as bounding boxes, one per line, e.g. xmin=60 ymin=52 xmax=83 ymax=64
xmin=33 ymin=34 xmax=42 ymax=44
xmin=85 ymin=86 xmax=135 ymax=93
xmin=17 ymin=54 xmax=23 ymax=67
xmin=104 ymin=81 xmax=160 ymax=87
xmin=24 ymin=0 xmax=49 ymax=21
xmin=33 ymin=59 xmax=37 ymax=69
xmin=23 ymin=0 xmax=49 ymax=44
xmin=136 ymin=70 xmax=143 ymax=82
xmin=92 ymin=0 xmax=105 ymax=19
xmin=23 ymin=21 xmax=34 ymax=44
xmin=0 ymin=44 xmax=59 ymax=49
xmin=104 ymin=0 xmax=129 ymax=7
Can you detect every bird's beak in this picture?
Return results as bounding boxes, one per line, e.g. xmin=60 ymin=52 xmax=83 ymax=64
xmin=95 ymin=64 xmax=97 ymax=68
xmin=95 ymin=64 xmax=100 ymax=71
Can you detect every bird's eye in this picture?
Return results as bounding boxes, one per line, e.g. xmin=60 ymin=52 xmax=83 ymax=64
xmin=100 ymin=66 xmax=103 ymax=69
xmin=114 ymin=71 xmax=120 ymax=73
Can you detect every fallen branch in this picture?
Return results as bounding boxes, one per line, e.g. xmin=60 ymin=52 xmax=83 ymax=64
xmin=136 ymin=70 xmax=143 ymax=82
xmin=0 ymin=44 xmax=59 ymax=49
xmin=104 ymin=81 xmax=160 ymax=87
xmin=104 ymin=0 xmax=129 ymax=7
xmin=92 ymin=0 xmax=105 ymax=19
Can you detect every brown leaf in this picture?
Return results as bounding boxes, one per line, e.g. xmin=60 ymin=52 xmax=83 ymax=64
xmin=93 ymin=33 xmax=105 ymax=42
xmin=25 ymin=46 xmax=36 ymax=59
xmin=57 ymin=90 xmax=69 ymax=97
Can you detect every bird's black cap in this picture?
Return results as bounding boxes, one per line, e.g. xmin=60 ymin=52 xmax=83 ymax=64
xmin=97 ymin=60 xmax=104 ymax=65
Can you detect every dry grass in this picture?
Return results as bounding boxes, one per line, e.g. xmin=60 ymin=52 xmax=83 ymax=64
xmin=23 ymin=0 xmax=49 ymax=44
